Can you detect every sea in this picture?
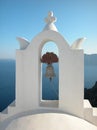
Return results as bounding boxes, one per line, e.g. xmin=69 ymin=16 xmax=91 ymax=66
xmin=0 ymin=60 xmax=15 ymax=112
xmin=0 ymin=59 xmax=97 ymax=112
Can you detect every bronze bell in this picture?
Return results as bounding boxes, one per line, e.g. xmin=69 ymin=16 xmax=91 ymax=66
xmin=45 ymin=64 xmax=56 ymax=81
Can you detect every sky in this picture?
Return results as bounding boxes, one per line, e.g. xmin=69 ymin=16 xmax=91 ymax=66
xmin=0 ymin=0 xmax=97 ymax=59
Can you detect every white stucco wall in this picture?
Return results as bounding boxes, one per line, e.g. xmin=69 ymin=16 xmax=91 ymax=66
xmin=16 ymin=30 xmax=84 ymax=118
xmin=59 ymin=50 xmax=84 ymax=117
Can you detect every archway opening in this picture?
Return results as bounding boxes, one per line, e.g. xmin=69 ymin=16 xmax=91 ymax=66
xmin=40 ymin=41 xmax=59 ymax=107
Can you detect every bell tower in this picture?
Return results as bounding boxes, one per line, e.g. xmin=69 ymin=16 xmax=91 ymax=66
xmin=16 ymin=11 xmax=85 ymax=118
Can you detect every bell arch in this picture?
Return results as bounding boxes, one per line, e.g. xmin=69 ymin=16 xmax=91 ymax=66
xmin=26 ymin=30 xmax=70 ymax=108
xmin=28 ymin=30 xmax=70 ymax=52
xmin=27 ymin=30 xmax=71 ymax=108
xmin=40 ymin=41 xmax=59 ymax=106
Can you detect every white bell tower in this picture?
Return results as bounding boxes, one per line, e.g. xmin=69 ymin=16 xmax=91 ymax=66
xmin=16 ymin=11 xmax=84 ymax=118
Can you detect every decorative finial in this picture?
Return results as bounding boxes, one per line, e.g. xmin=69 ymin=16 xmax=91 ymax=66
xmin=16 ymin=37 xmax=29 ymax=50
xmin=71 ymin=37 xmax=86 ymax=49
xmin=43 ymin=11 xmax=58 ymax=32
xmin=45 ymin=11 xmax=57 ymax=24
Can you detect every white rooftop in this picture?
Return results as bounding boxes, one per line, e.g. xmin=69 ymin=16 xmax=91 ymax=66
xmin=6 ymin=113 xmax=97 ymax=130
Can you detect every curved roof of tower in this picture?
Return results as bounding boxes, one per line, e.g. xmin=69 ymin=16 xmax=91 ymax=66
xmin=6 ymin=113 xmax=97 ymax=130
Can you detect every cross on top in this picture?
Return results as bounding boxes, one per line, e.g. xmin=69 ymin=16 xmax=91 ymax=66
xmin=45 ymin=11 xmax=57 ymax=24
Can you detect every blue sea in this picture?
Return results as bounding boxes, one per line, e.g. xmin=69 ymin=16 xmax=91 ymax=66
xmin=0 ymin=59 xmax=97 ymax=112
xmin=0 ymin=60 xmax=15 ymax=112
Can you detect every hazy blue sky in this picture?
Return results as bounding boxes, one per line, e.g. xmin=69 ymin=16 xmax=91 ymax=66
xmin=0 ymin=0 xmax=97 ymax=59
